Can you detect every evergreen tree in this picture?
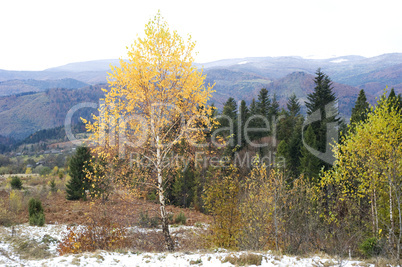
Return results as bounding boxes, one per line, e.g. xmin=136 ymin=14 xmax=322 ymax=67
xmin=269 ymin=93 xmax=280 ymax=119
xmin=28 ymin=198 xmax=45 ymax=226
xmin=66 ymin=146 xmax=92 ymax=200
xmin=257 ymin=88 xmax=271 ymax=117
xmin=277 ymin=140 xmax=290 ymax=168
xmin=304 ymin=68 xmax=340 ymax=172
xmin=222 ymin=97 xmax=238 ymax=120
xmin=299 ymin=125 xmax=321 ymax=183
xmin=287 ymin=93 xmax=301 ymax=118
xmin=246 ymin=98 xmax=259 ymax=142
xmin=238 ymin=100 xmax=250 ymax=147
xmin=219 ymin=97 xmax=238 ymax=148
xmin=249 ymin=98 xmax=257 ymax=115
xmin=254 ymin=88 xmax=271 ymax=139
xmin=349 ymin=89 xmax=370 ymax=130
xmin=288 ymin=116 xmax=304 ymax=178
xmin=278 ymin=94 xmax=302 ymax=142
xmin=388 ymin=88 xmax=402 ymax=113
xmin=171 ymin=163 xmax=196 ymax=208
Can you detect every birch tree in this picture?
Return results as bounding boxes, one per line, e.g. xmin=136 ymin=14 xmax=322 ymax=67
xmin=320 ymin=92 xmax=402 ymax=259
xmin=85 ymin=13 xmax=215 ymax=251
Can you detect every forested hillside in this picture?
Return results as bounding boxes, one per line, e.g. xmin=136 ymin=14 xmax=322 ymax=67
xmin=0 ymin=85 xmax=104 ymax=139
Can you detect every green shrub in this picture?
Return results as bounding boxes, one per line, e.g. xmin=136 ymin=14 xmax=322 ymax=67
xmin=359 ymin=237 xmax=382 ymax=258
xmin=10 ymin=176 xmax=22 ymax=190
xmin=39 ymin=167 xmax=51 ymax=176
xmin=146 ymin=191 xmax=157 ymax=201
xmin=49 ymin=179 xmax=56 ymax=192
xmin=28 ymin=198 xmax=45 ymax=226
xmin=139 ymin=211 xmax=159 ymax=228
xmin=174 ymin=211 xmax=186 ymax=225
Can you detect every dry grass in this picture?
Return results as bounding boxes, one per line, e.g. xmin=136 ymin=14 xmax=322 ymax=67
xmin=222 ymin=252 xmax=264 ymax=266
xmin=4 ymin=235 xmax=52 ymax=260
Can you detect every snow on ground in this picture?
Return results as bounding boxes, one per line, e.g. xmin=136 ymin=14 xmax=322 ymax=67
xmin=330 ymin=58 xmax=349 ymax=63
xmin=0 ymin=224 xmax=373 ymax=266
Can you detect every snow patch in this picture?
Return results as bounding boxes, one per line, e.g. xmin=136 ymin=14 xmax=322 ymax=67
xmin=237 ymin=61 xmax=248 ymax=65
xmin=0 ymin=224 xmax=375 ymax=266
xmin=330 ymin=58 xmax=349 ymax=63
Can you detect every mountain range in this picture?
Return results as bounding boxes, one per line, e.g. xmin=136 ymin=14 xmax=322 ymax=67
xmin=1 ymin=54 xmax=402 ymax=140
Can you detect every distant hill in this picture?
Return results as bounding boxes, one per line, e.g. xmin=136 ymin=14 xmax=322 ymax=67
xmin=1 ymin=54 xmax=401 ymax=140
xmin=0 ymin=78 xmax=89 ymax=96
xmin=0 ymin=71 xmax=373 ymax=141
xmin=0 ymin=85 xmax=105 ymax=139
xmin=44 ymin=59 xmax=122 ymax=72
xmin=207 ymin=71 xmax=375 ymax=117
xmin=1 ymin=54 xmax=402 ymax=94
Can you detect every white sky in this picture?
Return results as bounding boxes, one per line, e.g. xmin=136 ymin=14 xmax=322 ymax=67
xmin=1 ymin=0 xmax=402 ymax=71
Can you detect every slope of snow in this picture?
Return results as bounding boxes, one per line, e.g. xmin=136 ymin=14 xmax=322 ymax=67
xmin=0 ymin=224 xmax=374 ymax=266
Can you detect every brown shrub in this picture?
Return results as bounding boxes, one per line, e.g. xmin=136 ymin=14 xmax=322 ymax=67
xmin=57 ymin=216 xmax=128 ymax=255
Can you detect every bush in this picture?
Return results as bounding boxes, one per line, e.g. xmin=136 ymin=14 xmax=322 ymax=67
xmin=49 ymin=179 xmax=56 ymax=192
xmin=39 ymin=167 xmax=51 ymax=176
xmin=139 ymin=211 xmax=159 ymax=228
xmin=28 ymin=198 xmax=45 ymax=226
xmin=0 ymin=199 xmax=16 ymax=226
xmin=174 ymin=211 xmax=186 ymax=225
xmin=359 ymin=237 xmax=383 ymax=258
xmin=9 ymin=190 xmax=23 ymax=213
xmin=10 ymin=176 xmax=22 ymax=190
xmin=57 ymin=216 xmax=127 ymax=255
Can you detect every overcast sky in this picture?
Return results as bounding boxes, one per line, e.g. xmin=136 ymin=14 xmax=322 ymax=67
xmin=1 ymin=0 xmax=402 ymax=71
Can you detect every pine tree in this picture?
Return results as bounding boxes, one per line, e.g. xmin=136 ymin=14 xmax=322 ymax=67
xmin=66 ymin=146 xmax=92 ymax=200
xmin=350 ymin=89 xmax=370 ymax=129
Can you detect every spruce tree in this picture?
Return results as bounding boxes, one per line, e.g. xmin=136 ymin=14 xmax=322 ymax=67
xmin=287 ymin=93 xmax=301 ymax=118
xmin=257 ymin=88 xmax=271 ymax=117
xmin=66 ymin=146 xmax=92 ymax=200
xmin=269 ymin=93 xmax=280 ymax=119
xmin=288 ymin=117 xmax=304 ymax=178
xmin=277 ymin=140 xmax=290 ymax=167
xmin=219 ymin=97 xmax=238 ymax=148
xmin=299 ymin=125 xmax=321 ymax=183
xmin=304 ymin=68 xmax=340 ymax=171
xmin=349 ymin=89 xmax=370 ymax=129
xmin=249 ymin=98 xmax=257 ymax=115
xmin=254 ymin=88 xmax=271 ymax=139
xmin=278 ymin=94 xmax=302 ymax=142
xmin=247 ymin=98 xmax=259 ymax=142
xmin=388 ymin=88 xmax=402 ymax=113
xmin=238 ymin=100 xmax=249 ymax=147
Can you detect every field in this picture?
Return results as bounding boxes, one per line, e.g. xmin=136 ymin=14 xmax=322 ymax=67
xmin=0 ymin=174 xmax=382 ymax=266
